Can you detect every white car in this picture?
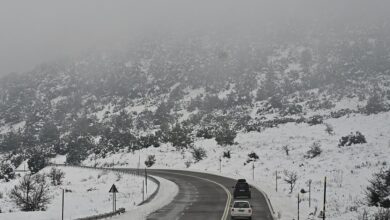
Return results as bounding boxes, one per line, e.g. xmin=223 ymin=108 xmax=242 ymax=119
xmin=230 ymin=200 xmax=252 ymax=220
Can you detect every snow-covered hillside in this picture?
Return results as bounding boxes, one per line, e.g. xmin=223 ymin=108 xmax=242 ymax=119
xmin=84 ymin=112 xmax=390 ymax=219
xmin=0 ymin=166 xmax=156 ymax=220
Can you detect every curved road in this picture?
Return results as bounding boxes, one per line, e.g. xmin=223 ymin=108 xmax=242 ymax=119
xmin=144 ymin=169 xmax=275 ymax=220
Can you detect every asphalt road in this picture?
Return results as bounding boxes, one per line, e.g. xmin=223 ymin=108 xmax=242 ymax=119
xmin=145 ymin=169 xmax=274 ymax=220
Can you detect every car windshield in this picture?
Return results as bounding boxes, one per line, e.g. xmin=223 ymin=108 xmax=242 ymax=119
xmin=234 ymin=202 xmax=250 ymax=208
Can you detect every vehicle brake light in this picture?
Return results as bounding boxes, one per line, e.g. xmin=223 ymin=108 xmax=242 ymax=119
xmin=231 ymin=208 xmax=234 ymax=211
xmin=249 ymin=209 xmax=252 ymax=213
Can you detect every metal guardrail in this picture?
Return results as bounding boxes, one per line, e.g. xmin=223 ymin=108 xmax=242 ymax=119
xmin=75 ymin=208 xmax=125 ymax=220
xmin=49 ymin=164 xmax=160 ymax=220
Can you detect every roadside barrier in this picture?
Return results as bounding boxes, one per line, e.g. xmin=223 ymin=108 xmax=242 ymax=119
xmin=49 ymin=164 xmax=160 ymax=219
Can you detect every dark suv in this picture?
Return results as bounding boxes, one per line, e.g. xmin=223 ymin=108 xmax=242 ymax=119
xmin=233 ymin=179 xmax=251 ymax=199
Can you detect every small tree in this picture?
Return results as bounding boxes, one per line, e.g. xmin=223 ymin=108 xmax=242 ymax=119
xmin=223 ymin=150 xmax=231 ymax=159
xmin=247 ymin=152 xmax=259 ymax=163
xmin=28 ymin=154 xmax=48 ymax=174
xmin=305 ymin=142 xmax=322 ymax=159
xmin=282 ymin=145 xmax=290 ymax=156
xmin=284 ymin=170 xmax=298 ymax=194
xmin=144 ymin=155 xmax=156 ymax=167
xmin=167 ymin=123 xmax=193 ymax=150
xmin=191 ymin=147 xmax=207 ymax=162
xmin=9 ymin=174 xmax=51 ymax=211
xmin=366 ymin=169 xmax=390 ymax=208
xmin=215 ymin=123 xmax=236 ymax=146
xmin=47 ymin=167 xmax=65 ymax=186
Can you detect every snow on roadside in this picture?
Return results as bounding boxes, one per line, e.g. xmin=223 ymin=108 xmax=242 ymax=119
xmin=112 ymin=176 xmax=178 ymax=220
xmin=84 ymin=111 xmax=390 ymax=220
xmin=0 ymin=166 xmax=157 ymax=220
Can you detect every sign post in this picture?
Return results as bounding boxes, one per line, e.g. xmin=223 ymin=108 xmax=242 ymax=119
xmin=109 ymin=184 xmax=119 ymax=212
xmin=62 ymin=189 xmax=64 ymax=220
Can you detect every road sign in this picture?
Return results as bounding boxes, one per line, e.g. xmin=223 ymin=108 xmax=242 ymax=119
xmin=109 ymin=184 xmax=119 ymax=193
xmin=109 ymin=184 xmax=118 ymax=212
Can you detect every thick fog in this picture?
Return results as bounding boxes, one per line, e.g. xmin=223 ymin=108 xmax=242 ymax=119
xmin=1 ymin=0 xmax=389 ymax=76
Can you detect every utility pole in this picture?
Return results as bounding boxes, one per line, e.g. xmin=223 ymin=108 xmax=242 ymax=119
xmin=142 ymin=180 xmax=145 ymax=202
xmin=62 ymin=189 xmax=64 ymax=220
xmin=219 ymin=156 xmax=222 ymax=173
xmin=275 ymin=170 xmax=278 ymax=192
xmin=137 ymin=151 xmax=141 ymax=175
xmin=323 ymin=177 xmax=327 ymax=220
xmin=298 ymin=193 xmax=300 ymax=220
xmin=309 ymin=179 xmax=312 ymax=207
xmin=145 ymin=168 xmax=148 ymax=196
xmin=252 ymin=162 xmax=255 ymax=180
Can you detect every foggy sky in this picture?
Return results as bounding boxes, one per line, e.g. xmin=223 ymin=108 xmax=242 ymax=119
xmin=1 ymin=0 xmax=389 ymax=77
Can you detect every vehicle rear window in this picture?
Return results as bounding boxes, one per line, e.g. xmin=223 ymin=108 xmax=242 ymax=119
xmin=233 ymin=202 xmax=250 ymax=208
xmin=236 ymin=183 xmax=249 ymax=188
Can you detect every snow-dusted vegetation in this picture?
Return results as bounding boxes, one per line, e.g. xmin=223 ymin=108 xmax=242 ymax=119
xmin=84 ymin=111 xmax=390 ymax=219
xmin=0 ymin=166 xmax=156 ymax=220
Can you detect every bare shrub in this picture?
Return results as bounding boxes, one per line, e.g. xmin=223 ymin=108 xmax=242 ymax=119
xmin=283 ymin=170 xmax=298 ymax=194
xmin=282 ymin=145 xmax=289 ymax=156
xmin=184 ymin=160 xmax=192 ymax=168
xmin=305 ymin=142 xmax=322 ymax=159
xmin=191 ymin=147 xmax=207 ymax=162
xmin=9 ymin=174 xmax=51 ymax=211
xmin=324 ymin=123 xmax=334 ymax=135
xmin=47 ymin=167 xmax=65 ymax=186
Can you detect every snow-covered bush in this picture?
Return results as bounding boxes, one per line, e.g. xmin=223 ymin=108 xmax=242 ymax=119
xmin=196 ymin=127 xmax=214 ymax=139
xmin=247 ymin=152 xmax=259 ymax=163
xmin=307 ymin=115 xmax=323 ymax=126
xmin=137 ymin=134 xmax=160 ymax=148
xmin=191 ymin=147 xmax=207 ymax=162
xmin=47 ymin=167 xmax=65 ymax=186
xmin=339 ymin=131 xmax=367 ymax=147
xmin=0 ymin=161 xmax=16 ymax=181
xmin=144 ymin=155 xmax=156 ymax=167
xmin=372 ymin=208 xmax=390 ymax=220
xmin=223 ymin=150 xmax=231 ymax=159
xmin=281 ymin=104 xmax=302 ymax=116
xmin=366 ymin=169 xmax=390 ymax=208
xmin=10 ymin=174 xmax=51 ymax=211
xmin=305 ymin=142 xmax=322 ymax=159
